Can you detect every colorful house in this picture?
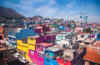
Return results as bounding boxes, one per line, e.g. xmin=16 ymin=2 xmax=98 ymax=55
xmin=34 ymin=28 xmax=42 ymax=34
xmin=0 ymin=27 xmax=4 ymax=44
xmin=76 ymin=34 xmax=89 ymax=42
xmin=43 ymin=32 xmax=56 ymax=43
xmin=8 ymin=29 xmax=38 ymax=48
xmin=56 ymin=32 xmax=67 ymax=44
xmin=28 ymin=43 xmax=53 ymax=65
xmin=74 ymin=27 xmax=83 ymax=33
xmin=96 ymin=33 xmax=100 ymax=41
xmin=59 ymin=26 xmax=66 ymax=31
xmin=17 ymin=35 xmax=39 ymax=62
xmin=56 ymin=47 xmax=86 ymax=65
xmin=44 ymin=40 xmax=86 ymax=65
xmin=56 ymin=32 xmax=74 ymax=44
xmin=44 ymin=46 xmax=63 ymax=65
xmin=83 ymin=41 xmax=100 ymax=65
xmin=93 ymin=29 xmax=98 ymax=33
xmin=24 ymin=22 xmax=35 ymax=29
xmin=0 ymin=27 xmax=4 ymax=40
xmin=8 ymin=31 xmax=16 ymax=48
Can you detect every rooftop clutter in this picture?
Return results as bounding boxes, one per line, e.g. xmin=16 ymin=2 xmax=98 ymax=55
xmin=1 ymin=16 xmax=100 ymax=65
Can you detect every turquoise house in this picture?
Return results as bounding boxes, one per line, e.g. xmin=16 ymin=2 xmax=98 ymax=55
xmin=56 ymin=32 xmax=71 ymax=44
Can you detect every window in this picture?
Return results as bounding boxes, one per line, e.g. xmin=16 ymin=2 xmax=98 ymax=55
xmin=81 ymin=35 xmax=84 ymax=38
xmin=13 ymin=38 xmax=16 ymax=41
xmin=45 ymin=53 xmax=53 ymax=59
xmin=97 ymin=34 xmax=100 ymax=38
xmin=62 ymin=37 xmax=65 ymax=39
xmin=31 ymin=50 xmax=34 ymax=55
xmin=42 ymin=47 xmax=45 ymax=51
xmin=46 ymin=59 xmax=49 ymax=62
xmin=30 ymin=38 xmax=33 ymax=40
xmin=37 ymin=46 xmax=40 ymax=48
xmin=65 ymin=55 xmax=71 ymax=59
xmin=64 ymin=60 xmax=66 ymax=63
xmin=38 ymin=54 xmax=44 ymax=58
xmin=22 ymin=39 xmax=27 ymax=43
xmin=8 ymin=37 xmax=11 ymax=40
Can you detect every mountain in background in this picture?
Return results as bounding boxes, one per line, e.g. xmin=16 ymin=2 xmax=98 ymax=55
xmin=0 ymin=7 xmax=25 ymax=19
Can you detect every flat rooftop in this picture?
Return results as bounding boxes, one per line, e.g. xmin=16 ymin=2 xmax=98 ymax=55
xmin=36 ymin=43 xmax=53 ymax=47
xmin=0 ymin=44 xmax=8 ymax=51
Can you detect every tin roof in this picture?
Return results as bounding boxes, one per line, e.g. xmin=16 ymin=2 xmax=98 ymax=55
xmin=83 ymin=42 xmax=100 ymax=64
xmin=47 ymin=47 xmax=61 ymax=52
xmin=47 ymin=45 xmax=62 ymax=52
xmin=84 ymin=38 xmax=95 ymax=44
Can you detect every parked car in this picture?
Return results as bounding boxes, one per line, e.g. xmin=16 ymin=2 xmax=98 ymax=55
xmin=19 ymin=57 xmax=29 ymax=64
xmin=13 ymin=53 xmax=20 ymax=58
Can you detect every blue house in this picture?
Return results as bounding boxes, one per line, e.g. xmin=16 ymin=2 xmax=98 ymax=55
xmin=8 ymin=29 xmax=39 ymax=48
xmin=24 ymin=22 xmax=36 ymax=29
xmin=44 ymin=46 xmax=63 ymax=65
xmin=59 ymin=26 xmax=66 ymax=31
xmin=96 ymin=33 xmax=100 ymax=41
xmin=56 ymin=32 xmax=72 ymax=44
xmin=8 ymin=31 xmax=16 ymax=48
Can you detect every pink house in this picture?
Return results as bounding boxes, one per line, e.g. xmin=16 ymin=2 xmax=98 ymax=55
xmin=28 ymin=43 xmax=53 ymax=65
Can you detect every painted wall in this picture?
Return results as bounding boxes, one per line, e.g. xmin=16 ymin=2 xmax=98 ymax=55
xmin=17 ymin=37 xmax=36 ymax=53
xmin=44 ymin=50 xmax=59 ymax=65
xmin=96 ymin=33 xmax=100 ymax=41
xmin=28 ymin=50 xmax=44 ymax=65
xmin=56 ymin=35 xmax=66 ymax=44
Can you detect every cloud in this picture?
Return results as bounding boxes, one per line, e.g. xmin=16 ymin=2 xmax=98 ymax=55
xmin=88 ymin=16 xmax=100 ymax=23
xmin=49 ymin=0 xmax=55 ymax=5
xmin=17 ymin=0 xmax=34 ymax=9
xmin=4 ymin=0 xmax=100 ymax=23
xmin=66 ymin=1 xmax=76 ymax=8
xmin=36 ymin=6 xmax=57 ymax=16
xmin=35 ymin=0 xmax=57 ymax=17
xmin=6 ymin=0 xmax=46 ymax=10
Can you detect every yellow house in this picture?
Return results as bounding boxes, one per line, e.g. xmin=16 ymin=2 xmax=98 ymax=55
xmin=17 ymin=35 xmax=39 ymax=61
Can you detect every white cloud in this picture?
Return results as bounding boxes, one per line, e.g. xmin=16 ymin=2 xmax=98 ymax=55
xmin=6 ymin=0 xmax=46 ymax=10
xmin=5 ymin=0 xmax=100 ymax=23
xmin=34 ymin=0 xmax=57 ymax=17
xmin=88 ymin=16 xmax=100 ymax=23
xmin=66 ymin=1 xmax=76 ymax=8
xmin=35 ymin=6 xmax=57 ymax=17
xmin=49 ymin=0 xmax=55 ymax=5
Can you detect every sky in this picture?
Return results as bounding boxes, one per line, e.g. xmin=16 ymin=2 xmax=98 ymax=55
xmin=0 ymin=0 xmax=100 ymax=23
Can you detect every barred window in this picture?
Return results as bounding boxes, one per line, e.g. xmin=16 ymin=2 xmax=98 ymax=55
xmin=22 ymin=39 xmax=27 ymax=43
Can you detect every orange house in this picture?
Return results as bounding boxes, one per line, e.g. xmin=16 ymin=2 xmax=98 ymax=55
xmin=0 ymin=27 xmax=4 ymax=40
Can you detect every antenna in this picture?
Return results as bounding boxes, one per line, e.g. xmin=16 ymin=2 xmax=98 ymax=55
xmin=80 ymin=11 xmax=88 ymax=23
xmin=80 ymin=0 xmax=88 ymax=23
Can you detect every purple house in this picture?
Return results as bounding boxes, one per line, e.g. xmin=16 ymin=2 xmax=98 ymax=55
xmin=34 ymin=28 xmax=42 ymax=34
xmin=36 ymin=36 xmax=43 ymax=43
xmin=43 ymin=32 xmax=56 ymax=43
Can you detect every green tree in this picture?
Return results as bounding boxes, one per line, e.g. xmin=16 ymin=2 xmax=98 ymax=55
xmin=85 ymin=28 xmax=92 ymax=33
xmin=67 ymin=24 xmax=71 ymax=28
